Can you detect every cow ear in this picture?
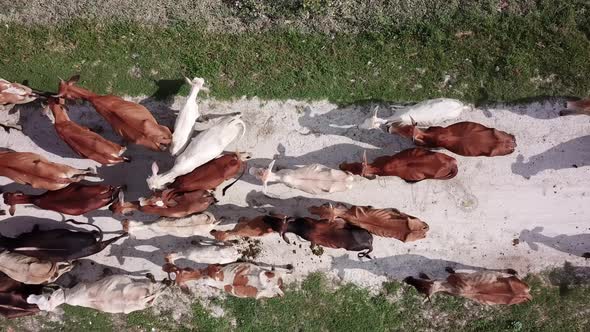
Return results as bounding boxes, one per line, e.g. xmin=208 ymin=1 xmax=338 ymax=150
xmin=151 ymin=162 xmax=159 ymax=176
xmin=68 ymin=74 xmax=80 ymax=85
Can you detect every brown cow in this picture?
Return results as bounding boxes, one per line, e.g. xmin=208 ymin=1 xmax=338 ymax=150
xmin=560 ymin=99 xmax=590 ymax=116
xmin=404 ymin=267 xmax=532 ymax=305
xmin=389 ymin=121 xmax=516 ymax=157
xmin=308 ymin=203 xmax=429 ymax=242
xmin=110 ymin=189 xmax=216 ymax=218
xmin=46 ymin=97 xmax=129 ymax=165
xmin=3 ymin=183 xmax=121 ymax=216
xmin=168 ymin=152 xmax=250 ymax=194
xmin=0 ymin=149 xmax=97 ymax=191
xmin=55 ymin=75 xmax=172 ymax=151
xmin=0 ymin=272 xmax=43 ymax=319
xmin=163 ymin=262 xmax=286 ymax=298
xmin=266 ymin=216 xmax=373 ymax=258
xmin=339 ymin=148 xmax=457 ymax=182
xmin=210 ymin=214 xmax=287 ymax=241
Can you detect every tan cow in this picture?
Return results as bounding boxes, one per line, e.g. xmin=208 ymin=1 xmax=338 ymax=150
xmin=308 ymin=203 xmax=429 ymax=242
xmin=27 ymin=275 xmax=167 ymax=314
xmin=404 ymin=267 xmax=532 ymax=305
xmin=163 ymin=262 xmax=287 ymax=299
xmin=0 ymin=149 xmax=97 ymax=191
xmin=110 ymin=189 xmax=216 ymax=218
xmin=45 ymin=97 xmax=129 ymax=165
xmin=0 ymin=251 xmax=72 ymax=284
xmin=0 ymin=79 xmax=38 ymax=105
xmin=55 ymin=75 xmax=172 ymax=151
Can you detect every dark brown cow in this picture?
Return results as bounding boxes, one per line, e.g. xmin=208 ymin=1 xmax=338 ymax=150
xmin=3 ymin=183 xmax=121 ymax=216
xmin=404 ymin=267 xmax=532 ymax=305
xmin=0 ymin=222 xmax=127 ymax=262
xmin=266 ymin=216 xmax=373 ymax=258
xmin=339 ymin=148 xmax=457 ymax=182
xmin=55 ymin=75 xmax=172 ymax=151
xmin=210 ymin=214 xmax=286 ymax=241
xmin=110 ymin=189 xmax=216 ymax=218
xmin=46 ymin=97 xmax=129 ymax=165
xmin=168 ymin=152 xmax=250 ymax=195
xmin=308 ymin=203 xmax=429 ymax=242
xmin=560 ymin=99 xmax=590 ymax=116
xmin=0 ymin=272 xmax=42 ymax=319
xmin=389 ymin=121 xmax=516 ymax=157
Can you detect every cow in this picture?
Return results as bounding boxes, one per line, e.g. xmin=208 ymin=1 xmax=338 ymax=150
xmin=163 ymin=262 xmax=287 ymax=298
xmin=110 ymin=189 xmax=216 ymax=218
xmin=165 ymin=240 xmax=240 ymax=265
xmin=0 ymin=78 xmax=50 ymax=132
xmin=55 ymin=75 xmax=172 ymax=151
xmin=210 ymin=214 xmax=287 ymax=241
xmin=0 ymin=149 xmax=97 ymax=191
xmin=0 ymin=222 xmax=127 ymax=262
xmin=0 ymin=272 xmax=43 ymax=319
xmin=358 ymin=98 xmax=469 ymax=130
xmin=0 ymin=250 xmax=73 ymax=284
xmin=168 ymin=152 xmax=251 ymax=195
xmin=308 ymin=203 xmax=429 ymax=242
xmin=404 ymin=267 xmax=532 ymax=305
xmin=266 ymin=216 xmax=373 ymax=258
xmin=389 ymin=121 xmax=516 ymax=157
xmin=27 ymin=274 xmax=167 ymax=314
xmin=560 ymin=99 xmax=590 ymax=116
xmin=45 ymin=97 xmax=129 ymax=165
xmin=249 ymin=160 xmax=355 ymax=197
xmin=3 ymin=183 xmax=121 ymax=216
xmin=122 ymin=211 xmax=219 ymax=237
xmin=170 ymin=77 xmax=208 ymax=155
xmin=339 ymin=148 xmax=458 ymax=182
xmin=147 ymin=114 xmax=246 ymax=190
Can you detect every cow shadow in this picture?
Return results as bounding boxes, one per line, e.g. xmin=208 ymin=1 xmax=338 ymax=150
xmin=519 ymin=227 xmax=590 ymax=258
xmin=108 ymin=234 xmax=212 ymax=267
xmin=297 ymin=103 xmax=411 ymax=148
xmin=150 ymin=79 xmax=185 ymax=102
xmin=330 ymin=254 xmax=506 ymax=280
xmin=59 ymin=259 xmax=149 ymax=287
xmin=547 ymin=262 xmax=590 ymax=296
xmin=0 ymin=216 xmax=95 ymax=237
xmin=511 ymin=135 xmax=590 ymax=178
xmin=478 ymin=96 xmax=574 ymax=120
xmin=240 ymin=142 xmax=393 ymax=187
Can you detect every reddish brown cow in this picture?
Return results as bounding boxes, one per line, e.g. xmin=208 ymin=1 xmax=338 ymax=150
xmin=308 ymin=203 xmax=429 ymax=242
xmin=168 ymin=152 xmax=250 ymax=194
xmin=339 ymin=148 xmax=457 ymax=182
xmin=3 ymin=183 xmax=121 ymax=215
xmin=389 ymin=121 xmax=516 ymax=157
xmin=404 ymin=267 xmax=532 ymax=305
xmin=0 ymin=149 xmax=96 ymax=191
xmin=46 ymin=97 xmax=129 ymax=165
xmin=266 ymin=216 xmax=373 ymax=258
xmin=210 ymin=214 xmax=286 ymax=241
xmin=55 ymin=75 xmax=172 ymax=151
xmin=0 ymin=273 xmax=43 ymax=319
xmin=110 ymin=189 xmax=216 ymax=218
xmin=560 ymin=99 xmax=590 ymax=116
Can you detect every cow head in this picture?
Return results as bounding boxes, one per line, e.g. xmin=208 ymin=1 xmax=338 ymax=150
xmin=54 ymin=75 xmax=81 ymax=99
xmin=405 ymin=216 xmax=430 ymax=242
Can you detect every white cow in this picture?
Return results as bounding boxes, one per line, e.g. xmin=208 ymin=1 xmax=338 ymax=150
xmin=169 ymin=77 xmax=208 ymax=156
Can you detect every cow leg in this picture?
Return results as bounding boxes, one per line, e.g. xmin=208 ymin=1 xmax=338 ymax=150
xmin=504 ymin=268 xmax=518 ymax=275
xmin=146 ymin=273 xmax=156 ymax=283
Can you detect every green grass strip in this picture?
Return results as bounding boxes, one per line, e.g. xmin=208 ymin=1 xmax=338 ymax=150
xmin=0 ymin=2 xmax=589 ymax=104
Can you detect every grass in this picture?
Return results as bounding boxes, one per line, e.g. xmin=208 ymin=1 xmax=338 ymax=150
xmin=1 ymin=1 xmax=589 ymax=104
xmin=4 ymin=269 xmax=588 ymax=332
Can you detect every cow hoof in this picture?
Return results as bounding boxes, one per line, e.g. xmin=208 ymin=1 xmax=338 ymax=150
xmin=418 ymin=273 xmax=430 ymax=280
xmin=505 ymin=268 xmax=518 ymax=275
xmin=445 ymin=267 xmax=456 ymax=274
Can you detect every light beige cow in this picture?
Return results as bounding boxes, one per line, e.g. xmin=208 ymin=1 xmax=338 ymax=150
xmin=0 ymin=250 xmax=72 ymax=284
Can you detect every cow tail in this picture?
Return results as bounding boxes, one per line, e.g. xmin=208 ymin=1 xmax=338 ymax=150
xmin=64 ymin=219 xmax=104 ymax=241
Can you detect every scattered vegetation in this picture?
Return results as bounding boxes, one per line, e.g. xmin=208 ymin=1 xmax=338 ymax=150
xmin=1 ymin=1 xmax=589 ymax=104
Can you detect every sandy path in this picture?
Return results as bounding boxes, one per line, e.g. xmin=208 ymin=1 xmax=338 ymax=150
xmin=0 ymin=96 xmax=588 ymax=290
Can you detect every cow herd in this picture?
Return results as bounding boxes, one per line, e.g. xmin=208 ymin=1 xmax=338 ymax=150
xmin=0 ymin=74 xmax=585 ymax=319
